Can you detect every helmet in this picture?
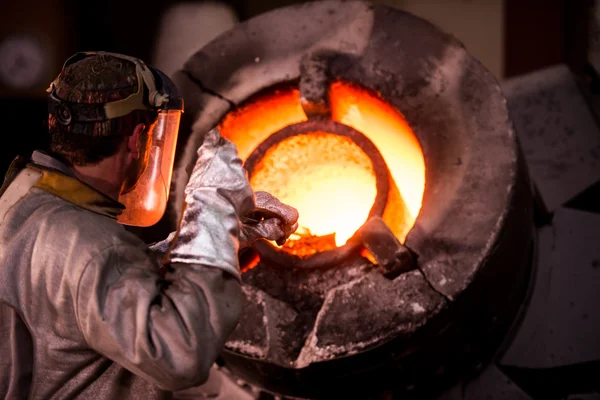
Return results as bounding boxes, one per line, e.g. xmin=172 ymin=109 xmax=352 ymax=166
xmin=47 ymin=51 xmax=184 ymax=227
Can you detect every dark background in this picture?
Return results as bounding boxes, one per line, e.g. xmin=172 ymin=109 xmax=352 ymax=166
xmin=0 ymin=0 xmax=596 ymax=176
xmin=1 ymin=2 xmax=600 ymax=398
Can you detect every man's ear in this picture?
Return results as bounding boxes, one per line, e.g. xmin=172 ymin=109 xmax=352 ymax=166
xmin=128 ymin=123 xmax=146 ymax=160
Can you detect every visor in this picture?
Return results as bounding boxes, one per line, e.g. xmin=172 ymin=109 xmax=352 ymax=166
xmin=117 ymin=109 xmax=181 ymax=226
xmin=46 ymin=51 xmax=184 ymax=227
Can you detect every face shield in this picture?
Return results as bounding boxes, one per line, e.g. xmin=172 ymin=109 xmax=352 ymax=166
xmin=117 ymin=108 xmax=181 ymax=226
xmin=47 ymin=51 xmax=183 ymax=227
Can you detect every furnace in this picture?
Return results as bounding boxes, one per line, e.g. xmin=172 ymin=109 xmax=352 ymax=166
xmin=170 ymin=1 xmax=535 ymax=398
xmin=221 ymin=81 xmax=422 ymax=271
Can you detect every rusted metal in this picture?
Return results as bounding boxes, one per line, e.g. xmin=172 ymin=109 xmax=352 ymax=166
xmin=244 ymin=119 xmax=389 ymax=218
xmin=244 ymin=119 xmax=390 ymax=269
xmin=357 ymin=216 xmax=417 ymax=279
xmin=173 ymin=1 xmax=535 ymax=398
xmin=299 ymin=52 xmax=332 ymax=119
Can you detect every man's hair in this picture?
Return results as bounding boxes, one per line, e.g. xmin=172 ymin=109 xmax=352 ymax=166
xmin=48 ymin=54 xmax=157 ymax=166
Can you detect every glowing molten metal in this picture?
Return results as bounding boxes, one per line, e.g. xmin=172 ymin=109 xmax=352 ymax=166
xmin=250 ymin=131 xmax=377 ymax=247
xmin=219 ymin=82 xmax=425 ymax=255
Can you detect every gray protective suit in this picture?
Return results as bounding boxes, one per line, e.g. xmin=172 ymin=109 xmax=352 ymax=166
xmin=0 ymin=130 xmax=268 ymax=399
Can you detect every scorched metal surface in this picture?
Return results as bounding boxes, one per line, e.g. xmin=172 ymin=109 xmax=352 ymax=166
xmin=168 ymin=1 xmax=535 ymax=398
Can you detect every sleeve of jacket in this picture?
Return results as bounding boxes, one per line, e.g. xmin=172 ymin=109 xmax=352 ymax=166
xmin=74 ymin=244 xmax=243 ymax=392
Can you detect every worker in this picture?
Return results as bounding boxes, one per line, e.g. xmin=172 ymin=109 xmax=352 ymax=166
xmin=0 ymin=52 xmax=298 ymax=399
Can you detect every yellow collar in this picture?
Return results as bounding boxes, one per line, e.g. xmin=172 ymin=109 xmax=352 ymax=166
xmin=28 ymin=164 xmax=125 ymax=219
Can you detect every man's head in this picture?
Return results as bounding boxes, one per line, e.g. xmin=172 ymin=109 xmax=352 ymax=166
xmin=48 ymin=54 xmax=157 ymax=167
xmin=47 ymin=52 xmax=183 ymax=226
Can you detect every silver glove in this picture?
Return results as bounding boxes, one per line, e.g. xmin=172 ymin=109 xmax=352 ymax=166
xmin=240 ymin=191 xmax=299 ymax=248
xmin=166 ymin=128 xmax=255 ymax=280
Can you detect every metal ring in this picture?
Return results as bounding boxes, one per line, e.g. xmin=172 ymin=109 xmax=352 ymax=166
xmin=244 ymin=119 xmax=390 ymax=270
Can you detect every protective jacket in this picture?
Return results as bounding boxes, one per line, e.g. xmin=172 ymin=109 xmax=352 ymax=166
xmin=0 ymin=151 xmax=242 ymax=399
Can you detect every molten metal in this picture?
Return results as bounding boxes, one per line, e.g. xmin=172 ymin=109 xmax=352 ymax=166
xmin=250 ymin=131 xmax=377 ymax=248
xmin=219 ymin=81 xmax=425 ymax=252
xmin=329 ymin=82 xmax=426 ymax=240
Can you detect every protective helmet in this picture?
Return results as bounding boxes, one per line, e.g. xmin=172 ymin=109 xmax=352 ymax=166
xmin=47 ymin=51 xmax=183 ymax=227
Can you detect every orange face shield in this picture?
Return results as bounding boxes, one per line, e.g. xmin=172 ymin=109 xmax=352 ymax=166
xmin=117 ymin=109 xmax=181 ymax=226
xmin=48 ymin=51 xmax=184 ymax=227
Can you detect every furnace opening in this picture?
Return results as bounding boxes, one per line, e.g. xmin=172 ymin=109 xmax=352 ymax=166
xmin=219 ymin=81 xmax=426 ymax=261
xmin=250 ymin=131 xmax=376 ymax=250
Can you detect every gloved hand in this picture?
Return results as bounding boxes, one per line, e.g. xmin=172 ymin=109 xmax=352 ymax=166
xmin=240 ymin=191 xmax=299 ymax=248
xmin=166 ymin=128 xmax=255 ymax=280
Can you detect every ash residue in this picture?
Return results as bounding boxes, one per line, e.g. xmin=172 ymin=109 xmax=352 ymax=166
xmin=240 ymin=255 xmax=376 ymax=360
xmin=225 ymin=284 xmax=300 ymax=365
xmin=296 ymin=270 xmax=446 ymax=367
xmin=233 ymin=257 xmax=445 ymax=368
xmin=225 ymin=286 xmax=268 ymax=358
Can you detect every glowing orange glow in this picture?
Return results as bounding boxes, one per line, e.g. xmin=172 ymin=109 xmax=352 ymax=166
xmin=360 ymin=248 xmax=378 ymax=264
xmin=250 ymin=131 xmax=378 ymax=247
xmin=219 ymin=82 xmax=425 ymax=256
xmin=329 ymin=82 xmax=425 ymax=241
xmin=219 ymin=88 xmax=307 ymax=161
xmin=240 ymin=253 xmax=261 ymax=273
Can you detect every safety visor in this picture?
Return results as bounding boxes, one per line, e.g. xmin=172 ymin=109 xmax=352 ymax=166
xmin=117 ymin=108 xmax=181 ymax=226
xmin=46 ymin=51 xmax=184 ymax=227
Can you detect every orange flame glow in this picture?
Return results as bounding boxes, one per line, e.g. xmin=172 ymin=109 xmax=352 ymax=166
xmin=329 ymin=82 xmax=426 ymax=232
xmin=249 ymin=131 xmax=378 ymax=247
xmin=219 ymin=82 xmax=425 ymax=255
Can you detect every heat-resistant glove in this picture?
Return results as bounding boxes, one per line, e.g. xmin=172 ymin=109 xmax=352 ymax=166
xmin=153 ymin=191 xmax=299 ymax=267
xmin=166 ymin=128 xmax=255 ymax=280
xmin=240 ymin=191 xmax=299 ymax=248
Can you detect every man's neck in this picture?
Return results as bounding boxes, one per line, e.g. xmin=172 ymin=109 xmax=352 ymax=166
xmin=71 ymin=157 xmax=124 ymax=200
